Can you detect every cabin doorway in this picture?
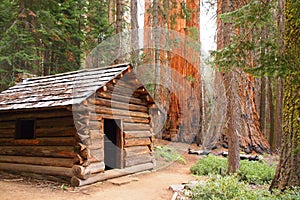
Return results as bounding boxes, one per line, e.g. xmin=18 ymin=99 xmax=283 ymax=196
xmin=103 ymin=119 xmax=123 ymax=170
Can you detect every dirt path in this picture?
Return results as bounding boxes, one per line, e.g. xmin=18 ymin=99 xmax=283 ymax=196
xmin=0 ymin=153 xmax=198 ymax=200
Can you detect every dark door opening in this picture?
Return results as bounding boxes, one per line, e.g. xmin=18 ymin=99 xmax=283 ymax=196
xmin=104 ymin=119 xmax=122 ymax=170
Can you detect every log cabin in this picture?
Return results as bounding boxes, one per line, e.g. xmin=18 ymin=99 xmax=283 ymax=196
xmin=0 ymin=63 xmax=157 ymax=186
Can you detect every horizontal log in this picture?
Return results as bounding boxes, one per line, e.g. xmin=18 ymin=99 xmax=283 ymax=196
xmin=0 ymin=162 xmax=72 ymax=177
xmin=95 ymin=106 xmax=149 ymax=119
xmin=0 ymin=146 xmax=75 ymax=158
xmin=71 ymin=162 xmax=154 ymax=187
xmin=36 ymin=117 xmax=74 ymax=128
xmin=89 ymin=113 xmax=150 ymax=123
xmin=0 ymin=155 xmax=73 ymax=168
xmin=113 ymin=79 xmax=138 ymax=90
xmin=124 ymin=131 xmax=153 ymax=139
xmin=0 ymin=137 xmax=75 ymax=146
xmin=0 ymin=129 xmax=15 ymax=138
xmin=124 ymin=146 xmax=151 ymax=157
xmin=1 ymin=109 xmax=72 ymax=121
xmin=88 ymin=138 xmax=103 ymax=150
xmin=89 ymin=148 xmax=104 ymax=162
xmin=73 ymin=162 xmax=105 ymax=180
xmin=123 ymin=122 xmax=151 ymax=131
xmin=106 ymin=84 xmax=135 ymax=96
xmin=89 ymin=97 xmax=148 ymax=112
xmin=88 ymin=121 xmax=101 ymax=129
xmin=35 ymin=127 xmax=76 ymax=137
xmin=135 ymin=88 xmax=149 ymax=95
xmin=125 ymin=153 xmax=153 ymax=167
xmin=124 ymin=138 xmax=152 ymax=147
xmin=90 ymin=130 xmax=103 ymax=140
xmin=97 ymin=91 xmax=148 ymax=106
xmin=0 ymin=121 xmax=15 ymax=129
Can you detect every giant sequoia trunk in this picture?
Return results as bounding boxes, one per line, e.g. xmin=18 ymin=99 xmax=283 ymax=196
xmin=270 ymin=0 xmax=300 ymax=190
xmin=143 ymin=0 xmax=202 ymax=143
xmin=270 ymin=75 xmax=300 ymax=190
xmin=215 ymin=0 xmax=271 ymax=154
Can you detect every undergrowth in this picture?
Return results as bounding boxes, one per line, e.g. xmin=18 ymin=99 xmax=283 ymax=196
xmin=188 ymin=155 xmax=300 ymax=199
xmin=154 ymin=145 xmax=186 ymax=164
xmin=189 ymin=175 xmax=300 ymax=200
xmin=190 ymin=155 xmax=275 ymax=184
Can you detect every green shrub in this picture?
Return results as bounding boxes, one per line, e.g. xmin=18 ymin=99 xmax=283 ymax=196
xmin=190 ymin=155 xmax=228 ymax=176
xmin=154 ymin=145 xmax=186 ymax=164
xmin=190 ymin=155 xmax=276 ymax=184
xmin=189 ymin=176 xmax=300 ymax=200
xmin=189 ymin=176 xmax=271 ymax=200
xmin=238 ymin=160 xmax=275 ymax=184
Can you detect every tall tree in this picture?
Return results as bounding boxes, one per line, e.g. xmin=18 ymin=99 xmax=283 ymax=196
xmin=217 ymin=0 xmax=240 ymax=173
xmin=0 ymin=0 xmax=112 ymax=91
xmin=270 ymin=0 xmax=300 ymax=190
xmin=212 ymin=0 xmax=299 ymax=189
xmin=213 ymin=0 xmax=272 ymax=154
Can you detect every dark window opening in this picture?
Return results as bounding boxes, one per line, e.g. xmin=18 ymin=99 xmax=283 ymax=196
xmin=15 ymin=120 xmax=35 ymax=139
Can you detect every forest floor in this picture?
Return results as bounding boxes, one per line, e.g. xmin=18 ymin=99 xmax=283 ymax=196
xmin=0 ymin=141 xmax=202 ymax=200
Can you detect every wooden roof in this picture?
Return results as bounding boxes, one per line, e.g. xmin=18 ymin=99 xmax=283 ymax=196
xmin=0 ymin=63 xmax=131 ymax=111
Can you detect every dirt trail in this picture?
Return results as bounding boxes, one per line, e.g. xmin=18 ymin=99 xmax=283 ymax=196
xmin=0 ymin=153 xmax=198 ymax=200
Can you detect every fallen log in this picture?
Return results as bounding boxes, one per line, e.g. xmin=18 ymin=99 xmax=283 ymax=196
xmin=220 ymin=151 xmax=261 ymax=161
xmin=188 ymin=149 xmax=211 ymax=156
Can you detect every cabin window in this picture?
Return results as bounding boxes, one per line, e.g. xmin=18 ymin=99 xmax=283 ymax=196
xmin=15 ymin=120 xmax=35 ymax=139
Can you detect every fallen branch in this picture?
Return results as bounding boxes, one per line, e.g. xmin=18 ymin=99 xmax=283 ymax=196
xmin=220 ymin=151 xmax=260 ymax=161
xmin=188 ymin=149 xmax=211 ymax=156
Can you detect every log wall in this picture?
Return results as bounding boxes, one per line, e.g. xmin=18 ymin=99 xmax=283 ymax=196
xmin=71 ymin=72 xmax=155 ymax=186
xmin=0 ymin=109 xmax=75 ymax=177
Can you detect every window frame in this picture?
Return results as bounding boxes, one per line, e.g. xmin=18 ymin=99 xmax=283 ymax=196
xmin=15 ymin=119 xmax=36 ymax=139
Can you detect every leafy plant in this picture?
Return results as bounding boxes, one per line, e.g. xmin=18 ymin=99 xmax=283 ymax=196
xmin=154 ymin=145 xmax=186 ymax=164
xmin=238 ymin=160 xmax=275 ymax=184
xmin=190 ymin=155 xmax=275 ymax=184
xmin=189 ymin=176 xmax=300 ymax=200
xmin=190 ymin=155 xmax=228 ymax=176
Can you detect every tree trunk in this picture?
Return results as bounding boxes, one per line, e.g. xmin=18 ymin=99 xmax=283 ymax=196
xmin=225 ymin=71 xmax=240 ymax=174
xmin=215 ymin=0 xmax=270 ymax=154
xmin=269 ymin=0 xmax=300 ymax=190
xmin=267 ymin=77 xmax=275 ymax=149
xmin=260 ymin=76 xmax=266 ymax=134
xmin=269 ymin=76 xmax=300 ymax=190
xmin=274 ymin=77 xmax=283 ymax=150
xmin=217 ymin=0 xmax=240 ymax=173
xmin=130 ymin=0 xmax=139 ymax=65
xmin=153 ymin=0 xmax=160 ymax=102
xmin=108 ymin=0 xmax=115 ymax=26
xmin=116 ymin=0 xmax=122 ymax=34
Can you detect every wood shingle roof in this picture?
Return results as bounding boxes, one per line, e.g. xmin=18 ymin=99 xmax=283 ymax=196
xmin=0 ymin=63 xmax=131 ymax=111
